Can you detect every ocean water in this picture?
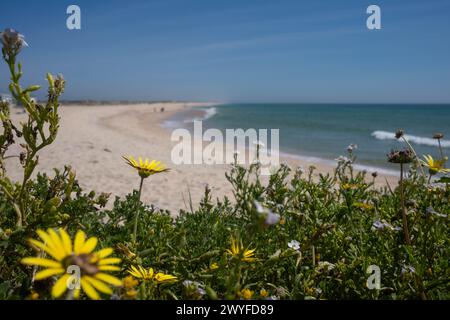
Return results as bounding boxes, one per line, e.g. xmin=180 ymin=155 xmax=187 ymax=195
xmin=166 ymin=103 xmax=450 ymax=175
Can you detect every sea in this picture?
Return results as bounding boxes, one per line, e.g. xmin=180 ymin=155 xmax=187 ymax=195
xmin=165 ymin=103 xmax=450 ymax=176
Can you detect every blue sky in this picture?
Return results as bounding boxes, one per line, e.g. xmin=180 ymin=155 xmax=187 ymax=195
xmin=1 ymin=0 xmax=449 ymax=103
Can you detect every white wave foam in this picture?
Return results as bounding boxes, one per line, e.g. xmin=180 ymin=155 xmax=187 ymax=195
xmin=183 ymin=107 xmax=217 ymax=123
xmin=280 ymin=151 xmax=398 ymax=176
xmin=372 ymin=131 xmax=450 ymax=148
xmin=162 ymin=107 xmax=218 ymax=128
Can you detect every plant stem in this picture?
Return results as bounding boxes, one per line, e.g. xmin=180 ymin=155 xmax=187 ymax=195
xmin=401 ymin=137 xmax=425 ymax=177
xmin=438 ymin=139 xmax=445 ymax=166
xmin=132 ymin=176 xmax=145 ymax=246
xmin=400 ymin=163 xmax=411 ymax=245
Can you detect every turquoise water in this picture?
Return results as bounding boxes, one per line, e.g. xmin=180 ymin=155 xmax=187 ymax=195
xmin=167 ymin=103 xmax=450 ymax=174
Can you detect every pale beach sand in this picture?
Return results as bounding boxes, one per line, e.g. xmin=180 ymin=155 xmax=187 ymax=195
xmin=5 ymin=103 xmax=398 ymax=214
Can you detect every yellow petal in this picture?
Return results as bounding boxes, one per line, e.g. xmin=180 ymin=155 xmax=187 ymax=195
xmin=98 ymin=258 xmax=121 ymax=265
xmin=80 ymin=278 xmax=100 ymax=300
xmin=84 ymin=276 xmax=112 ymax=295
xmin=98 ymin=265 xmax=120 ymax=271
xmin=59 ymin=229 xmax=73 ymax=254
xmin=29 ymin=239 xmax=62 ymax=261
xmin=21 ymin=257 xmax=62 ymax=269
xmin=52 ymin=274 xmax=70 ymax=298
xmin=74 ymin=230 xmax=86 ymax=255
xmin=73 ymin=288 xmax=81 ymax=299
xmin=47 ymin=229 xmax=66 ymax=258
xmin=36 ymin=230 xmax=54 ymax=248
xmin=80 ymin=237 xmax=98 ymax=254
xmin=95 ymin=248 xmax=113 ymax=259
xmin=95 ymin=273 xmax=123 ymax=286
xmin=35 ymin=268 xmax=65 ymax=280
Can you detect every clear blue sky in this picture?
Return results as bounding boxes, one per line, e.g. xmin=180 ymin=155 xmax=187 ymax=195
xmin=1 ymin=0 xmax=449 ymax=103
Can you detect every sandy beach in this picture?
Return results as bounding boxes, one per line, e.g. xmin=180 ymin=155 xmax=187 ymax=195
xmin=5 ymin=102 xmax=398 ymax=214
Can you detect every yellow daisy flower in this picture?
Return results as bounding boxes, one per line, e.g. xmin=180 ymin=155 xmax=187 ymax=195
xmin=122 ymin=155 xmax=169 ymax=178
xmin=420 ymin=155 xmax=450 ymax=175
xmin=154 ymin=272 xmax=178 ymax=284
xmin=210 ymin=262 xmax=219 ymax=270
xmin=226 ymin=237 xmax=256 ymax=262
xmin=240 ymin=288 xmax=254 ymax=300
xmin=22 ymin=229 xmax=122 ymax=300
xmin=260 ymin=289 xmax=269 ymax=298
xmin=127 ymin=265 xmax=154 ymax=280
xmin=127 ymin=265 xmax=177 ymax=284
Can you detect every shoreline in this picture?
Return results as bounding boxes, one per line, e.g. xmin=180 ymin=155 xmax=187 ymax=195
xmin=6 ymin=102 xmax=398 ymax=214
xmin=164 ymin=104 xmax=399 ymax=177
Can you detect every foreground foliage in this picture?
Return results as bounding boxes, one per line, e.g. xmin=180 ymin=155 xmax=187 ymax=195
xmin=0 ymin=28 xmax=449 ymax=300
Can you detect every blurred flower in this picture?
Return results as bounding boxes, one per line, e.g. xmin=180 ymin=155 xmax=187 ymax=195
xmin=123 ymin=275 xmax=138 ymax=289
xmin=254 ymin=200 xmax=280 ymax=226
xmin=387 ymin=149 xmax=414 ymax=164
xmin=353 ymin=202 xmax=374 ymax=211
xmin=425 ymin=207 xmax=447 ymax=218
xmin=433 ymin=132 xmax=444 ymax=140
xmin=420 ymin=155 xmax=450 ymax=175
xmin=183 ymin=280 xmax=206 ymax=299
xmin=1 ymin=28 xmax=28 ymax=54
xmin=27 ymin=291 xmax=39 ymax=300
xmin=260 ymin=289 xmax=269 ymax=298
xmin=123 ymin=156 xmax=169 ymax=178
xmin=210 ymin=262 xmax=219 ymax=270
xmin=347 ymin=144 xmax=358 ymax=153
xmin=335 ymin=156 xmax=352 ymax=164
xmin=240 ymin=288 xmax=254 ymax=300
xmin=371 ymin=171 xmax=378 ymax=178
xmin=122 ymin=276 xmax=139 ymax=299
xmin=226 ymin=237 xmax=256 ymax=262
xmin=371 ymin=220 xmax=401 ymax=232
xmin=22 ymin=229 xmax=122 ymax=300
xmin=288 ymin=240 xmax=301 ymax=251
xmin=341 ymin=183 xmax=358 ymax=190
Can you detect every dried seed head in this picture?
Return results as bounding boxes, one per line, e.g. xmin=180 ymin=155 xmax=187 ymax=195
xmin=395 ymin=129 xmax=404 ymax=139
xmin=371 ymin=171 xmax=378 ymax=178
xmin=432 ymin=132 xmax=444 ymax=140
xmin=387 ymin=149 xmax=414 ymax=164
xmin=0 ymin=28 xmax=28 ymax=54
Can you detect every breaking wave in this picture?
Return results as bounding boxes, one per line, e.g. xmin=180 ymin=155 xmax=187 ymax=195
xmin=371 ymin=131 xmax=450 ymax=148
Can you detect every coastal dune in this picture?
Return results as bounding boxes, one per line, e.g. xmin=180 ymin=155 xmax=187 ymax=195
xmin=6 ymin=103 xmax=397 ymax=214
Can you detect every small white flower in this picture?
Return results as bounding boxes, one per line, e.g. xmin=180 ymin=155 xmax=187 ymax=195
xmin=347 ymin=144 xmax=358 ymax=152
xmin=335 ymin=155 xmax=351 ymax=164
xmin=288 ymin=240 xmax=301 ymax=251
xmin=183 ymin=280 xmax=194 ymax=287
xmin=253 ymin=200 xmax=280 ymax=226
